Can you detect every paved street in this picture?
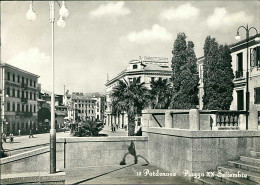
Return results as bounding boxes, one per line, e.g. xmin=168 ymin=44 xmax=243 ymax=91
xmin=3 ymin=125 xmax=128 ymax=154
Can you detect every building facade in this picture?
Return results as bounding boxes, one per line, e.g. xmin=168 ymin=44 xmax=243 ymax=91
xmin=229 ymin=36 xmax=260 ymax=128
xmin=105 ymin=56 xmax=172 ymax=129
xmin=0 ymin=63 xmax=39 ymax=135
xmin=64 ymin=92 xmax=97 ymax=122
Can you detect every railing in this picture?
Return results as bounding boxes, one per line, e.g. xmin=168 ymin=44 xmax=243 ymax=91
xmin=142 ymin=109 xmax=250 ymax=131
xmin=216 ymin=111 xmax=244 ymax=127
xmin=21 ymin=97 xmax=28 ymax=104
xmin=21 ymin=83 xmax=28 ymax=89
xmin=16 ymin=112 xmax=33 ymax=117
xmin=235 ymin=70 xmax=243 ymax=78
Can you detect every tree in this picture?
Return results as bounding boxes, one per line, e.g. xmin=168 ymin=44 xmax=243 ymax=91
xmin=170 ymin=33 xmax=199 ymax=109
xmin=111 ymin=78 xmax=148 ymax=136
xmin=38 ymin=107 xmax=51 ymax=123
xmin=203 ymin=36 xmax=234 ymax=110
xmin=149 ymin=79 xmax=172 ymax=109
xmin=74 ymin=120 xmax=104 ymax=137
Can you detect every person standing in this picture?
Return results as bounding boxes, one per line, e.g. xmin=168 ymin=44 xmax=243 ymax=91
xmin=18 ymin=129 xmax=21 ymax=136
xmin=9 ymin=134 xmax=14 ymax=143
xmin=2 ymin=133 xmax=6 ymax=143
xmin=29 ymin=129 xmax=34 ymax=138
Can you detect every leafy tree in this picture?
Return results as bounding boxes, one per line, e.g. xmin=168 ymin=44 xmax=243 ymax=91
xmin=37 ymin=107 xmax=51 ymax=123
xmin=149 ymin=79 xmax=172 ymax=109
xmin=203 ymin=36 xmax=234 ymax=110
xmin=111 ymin=78 xmax=148 ymax=136
xmin=74 ymin=120 xmax=104 ymax=137
xmin=170 ymin=33 xmax=199 ymax=109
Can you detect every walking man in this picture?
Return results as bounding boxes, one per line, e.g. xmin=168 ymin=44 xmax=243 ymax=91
xmin=29 ymin=129 xmax=34 ymax=138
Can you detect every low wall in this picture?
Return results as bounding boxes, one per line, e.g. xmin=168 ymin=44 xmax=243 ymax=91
xmin=0 ymin=147 xmax=50 ymax=175
xmin=56 ymin=136 xmax=148 ymax=170
xmin=143 ymin=127 xmax=260 ymax=174
xmin=1 ymin=136 xmax=148 ymax=176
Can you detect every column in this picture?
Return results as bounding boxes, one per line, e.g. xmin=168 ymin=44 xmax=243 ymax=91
xmin=189 ymin=109 xmax=200 ymax=130
xmin=165 ymin=110 xmax=173 ymax=128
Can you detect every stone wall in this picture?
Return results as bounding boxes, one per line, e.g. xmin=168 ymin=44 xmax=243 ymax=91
xmin=0 ymin=147 xmax=49 ymax=175
xmin=143 ymin=127 xmax=260 ymax=174
xmin=1 ymin=136 xmax=148 ymax=175
xmin=56 ymin=136 xmax=148 ymax=170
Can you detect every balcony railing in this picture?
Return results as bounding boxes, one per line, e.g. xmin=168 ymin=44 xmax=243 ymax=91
xmin=21 ymin=97 xmax=28 ymax=104
xmin=21 ymin=83 xmax=28 ymax=89
xmin=16 ymin=112 xmax=33 ymax=117
xmin=235 ymin=70 xmax=243 ymax=78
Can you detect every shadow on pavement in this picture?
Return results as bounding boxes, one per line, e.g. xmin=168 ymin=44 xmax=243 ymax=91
xmin=71 ymin=164 xmax=135 ymax=185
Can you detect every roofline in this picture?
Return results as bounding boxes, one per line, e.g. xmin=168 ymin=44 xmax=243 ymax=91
xmin=105 ymin=70 xmax=172 ymax=86
xmin=0 ymin=63 xmax=40 ymax=78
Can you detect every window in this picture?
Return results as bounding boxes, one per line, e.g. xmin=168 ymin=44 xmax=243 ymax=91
xmin=250 ymin=46 xmax=260 ymax=67
xmin=34 ymin=105 xmax=36 ymax=113
xmin=92 ymin=110 xmax=94 ymax=114
xmin=7 ymin=102 xmax=10 ymax=111
xmin=236 ymin=52 xmax=243 ymax=78
xmin=133 ymin=64 xmax=138 ymax=69
xmin=7 ymin=72 xmax=10 ymax=81
xmin=13 ymin=89 xmax=15 ymax=97
xmin=34 ymin=81 xmax=36 ymax=87
xmin=13 ymin=103 xmax=15 ymax=111
xmin=151 ymin=77 xmax=155 ymax=82
xmin=34 ymin=93 xmax=36 ymax=100
xmin=237 ymin=90 xmax=244 ymax=110
xmin=18 ymin=76 xmax=20 ymax=83
xmin=26 ymin=92 xmax=28 ymax=98
xmin=26 ymin=78 xmax=28 ymax=85
xmin=30 ymin=79 xmax=32 ymax=86
xmin=22 ymin=77 xmax=24 ymax=84
xmin=22 ymin=105 xmax=24 ymax=112
xmin=26 ymin=105 xmax=29 ymax=112
xmin=17 ymin=103 xmax=20 ymax=112
xmin=17 ymin=90 xmax=20 ymax=98
xmin=13 ymin=74 xmax=15 ymax=82
xmin=7 ymin=88 xmax=10 ymax=96
xmin=30 ymin=105 xmax=32 ymax=112
xmin=30 ymin=92 xmax=32 ymax=100
xmin=255 ymin=87 xmax=260 ymax=104
xmin=22 ymin=91 xmax=24 ymax=98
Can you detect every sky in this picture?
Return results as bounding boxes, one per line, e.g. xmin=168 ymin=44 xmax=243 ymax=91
xmin=1 ymin=1 xmax=260 ymax=95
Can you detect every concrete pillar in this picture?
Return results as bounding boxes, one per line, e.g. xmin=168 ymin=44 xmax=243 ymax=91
xmin=165 ymin=110 xmax=172 ymax=128
xmin=249 ymin=109 xmax=258 ymax=130
xmin=239 ymin=114 xmax=246 ymax=130
xmin=141 ymin=113 xmax=149 ymax=127
xmin=189 ymin=109 xmax=200 ymax=130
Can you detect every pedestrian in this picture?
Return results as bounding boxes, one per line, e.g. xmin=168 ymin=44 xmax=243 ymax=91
xmin=2 ymin=133 xmax=6 ymax=143
xmin=18 ymin=129 xmax=21 ymax=136
xmin=29 ymin=129 xmax=34 ymax=138
xmin=9 ymin=134 xmax=14 ymax=143
xmin=124 ymin=124 xmax=127 ymax=131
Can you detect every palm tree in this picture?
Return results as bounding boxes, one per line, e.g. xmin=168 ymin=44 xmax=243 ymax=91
xmin=149 ymin=79 xmax=172 ymax=109
xmin=111 ymin=78 xmax=148 ymax=136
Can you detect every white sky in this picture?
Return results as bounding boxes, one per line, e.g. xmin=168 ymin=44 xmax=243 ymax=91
xmin=1 ymin=1 xmax=260 ymax=94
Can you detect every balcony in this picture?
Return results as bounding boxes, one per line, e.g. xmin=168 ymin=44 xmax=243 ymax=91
xmin=21 ymin=83 xmax=28 ymax=89
xmin=21 ymin=97 xmax=28 ymax=104
xmin=16 ymin=112 xmax=33 ymax=117
xmin=235 ymin=70 xmax=243 ymax=78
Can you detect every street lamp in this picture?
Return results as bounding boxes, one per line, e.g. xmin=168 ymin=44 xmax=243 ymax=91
xmin=26 ymin=0 xmax=69 ymax=174
xmin=235 ymin=24 xmax=259 ymax=130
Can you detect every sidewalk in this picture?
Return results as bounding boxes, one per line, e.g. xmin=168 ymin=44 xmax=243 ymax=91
xmin=100 ymin=125 xmax=128 ymax=136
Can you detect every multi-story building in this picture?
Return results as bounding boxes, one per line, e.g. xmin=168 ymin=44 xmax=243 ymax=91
xmin=64 ymin=92 xmax=97 ymax=122
xmin=105 ymin=56 xmax=172 ymax=128
xmin=230 ymin=36 xmax=260 ymax=128
xmin=0 ymin=63 xmax=39 ymax=135
xmin=92 ymin=95 xmax=106 ymax=122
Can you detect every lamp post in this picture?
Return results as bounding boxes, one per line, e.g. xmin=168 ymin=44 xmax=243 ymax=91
xmin=26 ymin=1 xmax=69 ymax=174
xmin=235 ymin=24 xmax=260 ymax=130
